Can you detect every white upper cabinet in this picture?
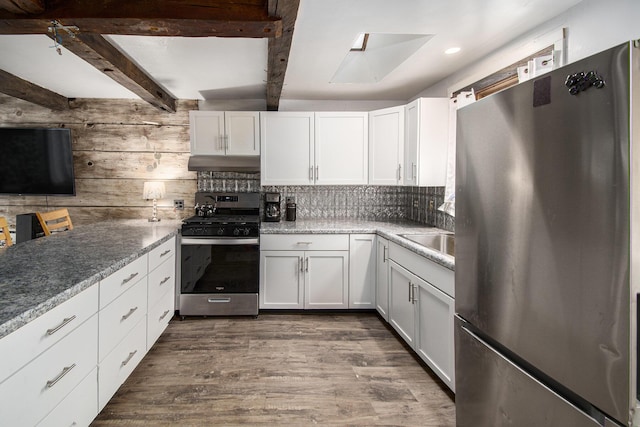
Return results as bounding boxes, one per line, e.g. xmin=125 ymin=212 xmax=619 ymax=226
xmin=260 ymin=111 xmax=368 ymax=186
xmin=369 ymin=105 xmax=405 ymax=185
xmin=404 ymin=98 xmax=449 ymax=186
xmin=315 ymin=112 xmax=368 ymax=185
xmin=189 ymin=111 xmax=260 ymax=156
xmin=260 ymin=112 xmax=315 ymax=185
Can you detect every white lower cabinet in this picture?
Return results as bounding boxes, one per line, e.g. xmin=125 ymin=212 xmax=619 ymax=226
xmin=388 ymin=242 xmax=455 ymax=391
xmin=375 ymin=236 xmax=390 ymax=320
xmin=349 ymin=234 xmax=376 ymax=309
xmin=0 ymin=314 xmax=98 ymax=427
xmin=38 ymin=367 xmax=98 ymax=427
xmin=415 ymin=276 xmax=455 ymax=391
xmin=98 ymin=317 xmax=147 ymax=411
xmin=389 ymin=260 xmax=417 ymax=347
xmin=260 ymin=249 xmax=348 ymax=309
xmin=260 ymin=234 xmax=349 ymax=309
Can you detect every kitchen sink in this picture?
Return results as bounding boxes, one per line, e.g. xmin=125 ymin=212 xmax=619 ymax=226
xmin=400 ymin=233 xmax=455 ymax=257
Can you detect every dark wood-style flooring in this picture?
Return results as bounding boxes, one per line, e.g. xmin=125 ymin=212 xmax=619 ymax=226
xmin=92 ymin=312 xmax=456 ymax=426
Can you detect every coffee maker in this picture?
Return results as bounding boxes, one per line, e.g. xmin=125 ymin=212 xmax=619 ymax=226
xmin=264 ymin=192 xmax=281 ymax=222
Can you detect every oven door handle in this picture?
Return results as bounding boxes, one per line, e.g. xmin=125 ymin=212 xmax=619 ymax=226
xmin=180 ymin=237 xmax=259 ymax=245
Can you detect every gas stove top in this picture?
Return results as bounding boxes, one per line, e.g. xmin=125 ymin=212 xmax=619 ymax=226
xmin=181 ymin=192 xmax=260 ymax=238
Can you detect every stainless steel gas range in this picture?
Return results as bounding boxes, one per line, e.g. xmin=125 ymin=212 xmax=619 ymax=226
xmin=178 ymin=192 xmax=260 ymax=317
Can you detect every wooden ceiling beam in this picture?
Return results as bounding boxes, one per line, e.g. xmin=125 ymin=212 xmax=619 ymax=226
xmin=53 ymin=32 xmax=177 ymax=112
xmin=0 ymin=68 xmax=69 ymax=110
xmin=266 ymin=0 xmax=299 ymax=111
xmin=0 ymin=0 xmax=44 ymax=14
xmin=0 ymin=0 xmax=282 ymax=37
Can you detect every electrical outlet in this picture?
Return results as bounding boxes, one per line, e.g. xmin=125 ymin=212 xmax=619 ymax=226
xmin=429 ymin=200 xmax=434 ymax=210
xmin=174 ymin=199 xmax=184 ymax=210
xmin=413 ymin=199 xmax=419 ymax=208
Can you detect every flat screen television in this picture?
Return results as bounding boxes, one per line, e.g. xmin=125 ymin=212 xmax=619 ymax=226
xmin=0 ymin=127 xmax=76 ymax=196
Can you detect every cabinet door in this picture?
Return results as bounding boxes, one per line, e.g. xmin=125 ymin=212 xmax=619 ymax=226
xmin=388 ymin=260 xmax=416 ymax=347
xmin=369 ymin=106 xmax=404 ymax=185
xmin=260 ymin=250 xmax=304 ymax=309
xmin=407 ymin=98 xmax=449 ymax=186
xmin=305 ymin=251 xmax=348 ymax=309
xmin=404 ymin=99 xmax=420 ymax=186
xmin=260 ymin=112 xmax=314 ymax=185
xmin=349 ymin=234 xmax=375 ymax=309
xmin=415 ymin=277 xmax=455 ymax=391
xmin=375 ymin=236 xmax=390 ymax=320
xmin=315 ymin=112 xmax=368 ymax=185
xmin=189 ymin=111 xmax=225 ymax=155
xmin=225 ymin=111 xmax=260 ymax=156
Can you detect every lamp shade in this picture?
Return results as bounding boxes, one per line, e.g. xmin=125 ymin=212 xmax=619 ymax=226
xmin=143 ymin=181 xmax=166 ymax=200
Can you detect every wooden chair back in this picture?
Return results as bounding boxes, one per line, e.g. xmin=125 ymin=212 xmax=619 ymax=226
xmin=36 ymin=208 xmax=74 ymax=236
xmin=0 ymin=216 xmax=12 ymax=247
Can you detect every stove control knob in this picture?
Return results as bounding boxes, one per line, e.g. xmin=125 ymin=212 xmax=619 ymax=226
xmin=217 ymin=228 xmax=224 ymax=236
xmin=243 ymin=228 xmax=251 ymax=236
xmin=233 ymin=228 xmax=240 ymax=236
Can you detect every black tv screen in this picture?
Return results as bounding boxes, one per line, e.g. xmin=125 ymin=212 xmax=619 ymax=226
xmin=0 ymin=128 xmax=76 ymax=196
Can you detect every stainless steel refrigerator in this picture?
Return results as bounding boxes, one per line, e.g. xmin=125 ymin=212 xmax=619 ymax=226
xmin=455 ymin=41 xmax=640 ymax=427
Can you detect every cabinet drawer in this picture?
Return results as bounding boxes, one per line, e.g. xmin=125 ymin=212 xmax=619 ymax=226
xmin=260 ymin=234 xmax=349 ymax=251
xmin=0 ymin=285 xmax=98 ymax=384
xmin=0 ymin=314 xmax=98 ymax=427
xmin=99 ymin=277 xmax=148 ymax=361
xmin=37 ymin=367 xmax=98 ymax=427
xmin=98 ymin=317 xmax=146 ymax=411
xmin=147 ymin=287 xmax=175 ymax=350
xmin=148 ymin=254 xmax=175 ymax=308
xmin=388 ymin=242 xmax=454 ymax=297
xmin=149 ymin=237 xmax=176 ymax=272
xmin=99 ymin=255 xmax=147 ymax=309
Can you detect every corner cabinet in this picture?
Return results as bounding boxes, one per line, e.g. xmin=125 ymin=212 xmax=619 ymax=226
xmin=388 ymin=241 xmax=455 ymax=391
xmin=260 ymin=112 xmax=368 ymax=186
xmin=403 ymin=98 xmax=449 ymax=186
xmin=189 ymin=110 xmax=260 ymax=156
xmin=369 ymin=105 xmax=405 ymax=185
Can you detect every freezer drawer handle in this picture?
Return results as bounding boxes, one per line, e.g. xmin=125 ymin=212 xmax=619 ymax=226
xmin=46 ymin=315 xmax=77 ymax=336
xmin=208 ymin=298 xmax=231 ymax=303
xmin=46 ymin=363 xmax=76 ymax=388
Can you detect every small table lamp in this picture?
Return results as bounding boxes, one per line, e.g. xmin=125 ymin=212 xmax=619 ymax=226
xmin=143 ymin=181 xmax=166 ymax=222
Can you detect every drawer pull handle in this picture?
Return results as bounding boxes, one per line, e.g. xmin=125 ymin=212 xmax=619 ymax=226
xmin=297 ymin=241 xmax=312 ymax=245
xmin=159 ymin=276 xmax=171 ymax=285
xmin=208 ymin=298 xmax=231 ymax=303
xmin=46 ymin=315 xmax=77 ymax=336
xmin=160 ymin=249 xmax=171 ymax=257
xmin=121 ymin=272 xmax=139 ymax=285
xmin=121 ymin=307 xmax=138 ymax=321
xmin=160 ymin=310 xmax=171 ymax=321
xmin=46 ymin=363 xmax=76 ymax=388
xmin=121 ymin=350 xmax=138 ymax=367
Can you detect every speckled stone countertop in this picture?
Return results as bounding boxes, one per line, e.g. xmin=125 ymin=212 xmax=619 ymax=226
xmin=260 ymin=219 xmax=455 ymax=271
xmin=0 ymin=220 xmax=181 ymax=339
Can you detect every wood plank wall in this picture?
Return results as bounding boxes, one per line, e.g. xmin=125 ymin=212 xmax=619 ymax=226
xmin=0 ymin=94 xmax=198 ymax=227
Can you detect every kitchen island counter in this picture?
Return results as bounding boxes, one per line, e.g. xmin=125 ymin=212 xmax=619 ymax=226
xmin=260 ymin=219 xmax=454 ymax=271
xmin=0 ymin=220 xmax=180 ymax=339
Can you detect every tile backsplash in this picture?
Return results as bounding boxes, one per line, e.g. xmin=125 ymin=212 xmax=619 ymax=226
xmin=197 ymin=172 xmax=454 ymax=231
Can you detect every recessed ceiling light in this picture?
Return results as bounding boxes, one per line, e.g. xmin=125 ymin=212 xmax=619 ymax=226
xmin=445 ymin=47 xmax=461 ymax=55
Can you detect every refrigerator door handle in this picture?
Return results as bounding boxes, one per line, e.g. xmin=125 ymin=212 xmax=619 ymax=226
xmin=408 ymin=281 xmax=412 ymax=302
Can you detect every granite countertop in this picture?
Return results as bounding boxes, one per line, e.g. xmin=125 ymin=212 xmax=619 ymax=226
xmin=260 ymin=219 xmax=455 ymax=271
xmin=0 ymin=220 xmax=181 ymax=339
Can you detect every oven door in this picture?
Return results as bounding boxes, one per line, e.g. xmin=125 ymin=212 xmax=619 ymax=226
xmin=179 ymin=237 xmax=259 ymax=316
xmin=180 ymin=237 xmax=259 ymax=294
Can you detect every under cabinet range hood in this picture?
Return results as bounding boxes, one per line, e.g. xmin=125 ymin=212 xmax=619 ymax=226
xmin=187 ymin=155 xmax=260 ymax=172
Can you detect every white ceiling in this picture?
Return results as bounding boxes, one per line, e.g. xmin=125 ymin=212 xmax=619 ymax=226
xmin=0 ymin=0 xmax=584 ymax=105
